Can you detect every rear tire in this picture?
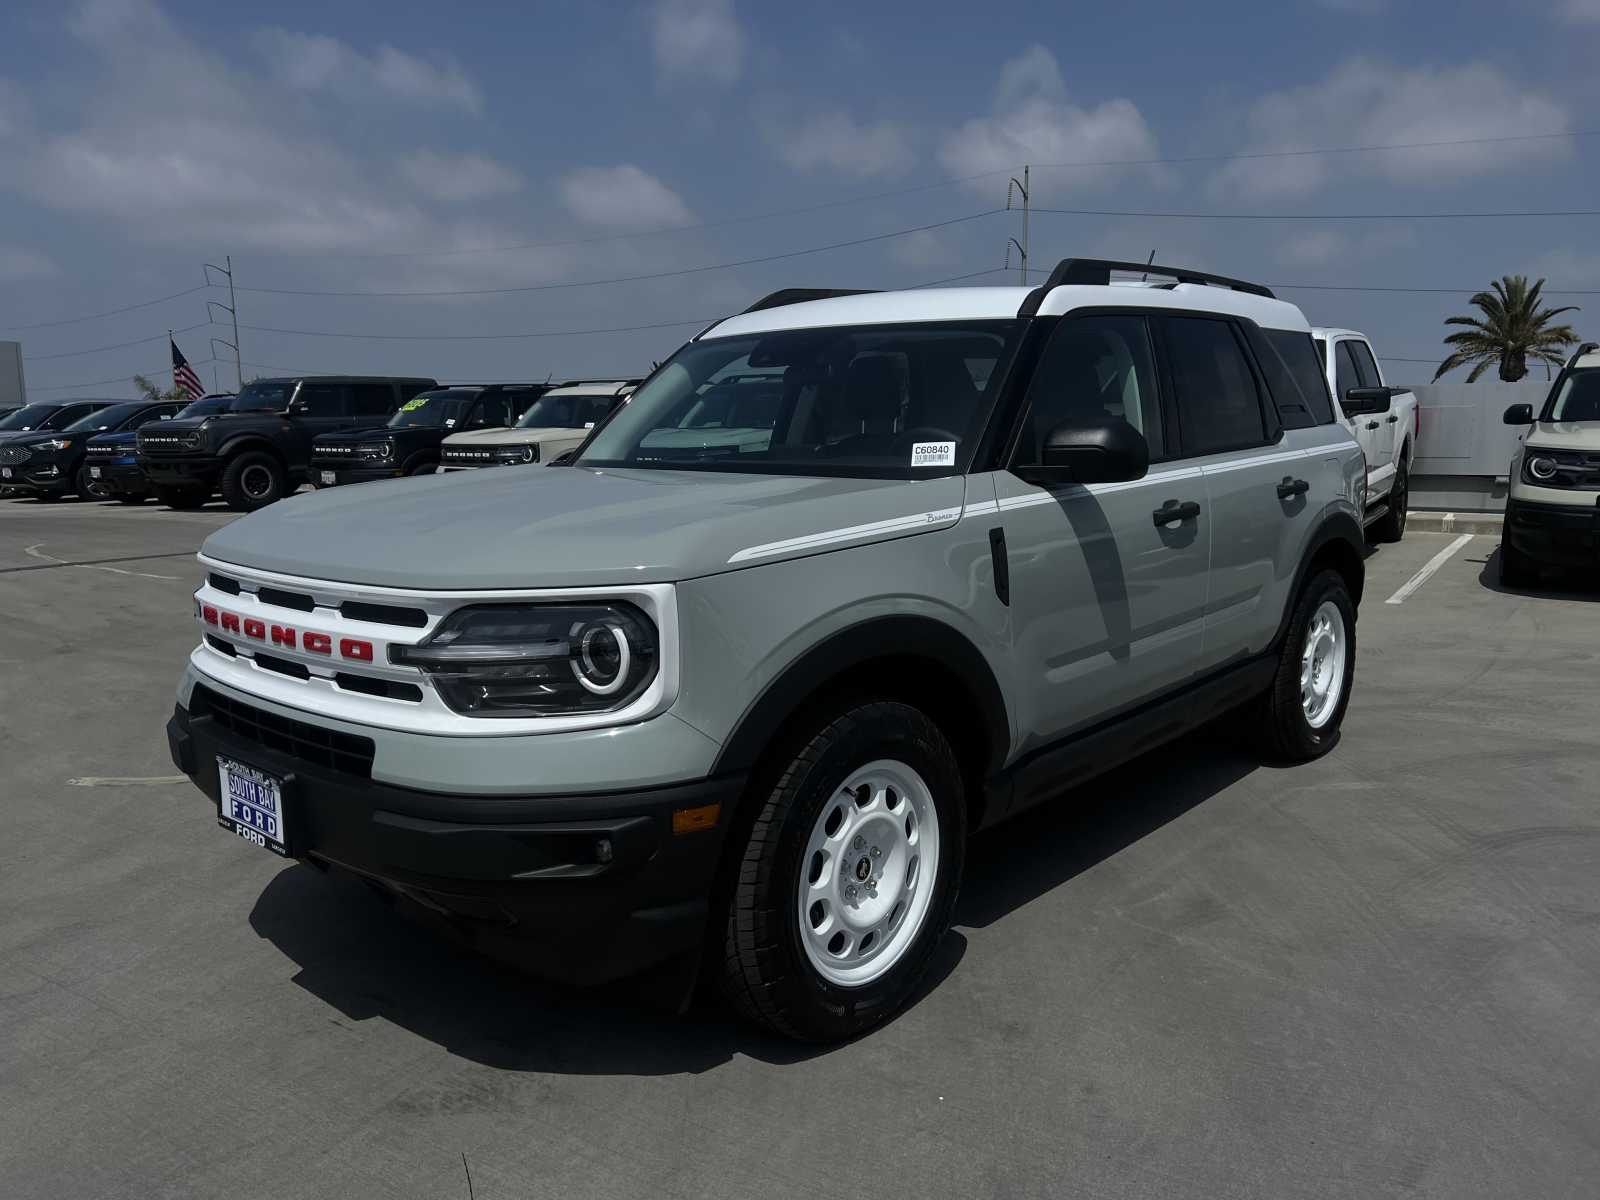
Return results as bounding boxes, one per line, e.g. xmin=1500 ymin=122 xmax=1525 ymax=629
xmin=1254 ymin=569 xmax=1356 ymax=763
xmin=154 ymin=484 xmax=208 ymax=510
xmin=220 ymin=452 xmax=287 ymax=511
xmin=1373 ymin=461 xmax=1408 ymax=543
xmin=719 ymin=700 xmax=966 ymax=1042
xmin=1498 ymin=540 xmax=1536 ymax=589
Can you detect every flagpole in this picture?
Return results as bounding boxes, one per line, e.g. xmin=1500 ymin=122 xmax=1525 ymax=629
xmin=169 ymin=329 xmax=175 ymax=396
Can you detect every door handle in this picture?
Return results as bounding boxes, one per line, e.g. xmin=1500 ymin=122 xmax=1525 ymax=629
xmin=1152 ymin=499 xmax=1201 ymax=526
xmin=1276 ymin=476 xmax=1310 ymax=499
xmin=1385 ymin=414 xmax=1399 ymax=424
xmin=1365 ymin=420 xmax=1381 ymax=429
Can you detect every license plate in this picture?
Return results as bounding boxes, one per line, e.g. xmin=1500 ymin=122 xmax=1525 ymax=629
xmin=320 ymin=471 xmax=336 ymax=485
xmin=216 ymin=756 xmax=289 ymax=856
xmin=89 ymin=466 xmax=102 ymax=479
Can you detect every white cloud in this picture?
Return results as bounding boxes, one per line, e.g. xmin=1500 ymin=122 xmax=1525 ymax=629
xmin=651 ymin=0 xmax=745 ymax=87
xmin=1274 ymin=225 xmax=1417 ymax=268
xmin=0 ymin=245 xmax=59 ymax=281
xmin=559 ymin=165 xmax=694 ymax=230
xmin=1554 ymin=0 xmax=1600 ymax=23
xmin=939 ymin=45 xmax=1160 ymax=191
xmin=888 ymin=230 xmax=956 ymax=269
xmin=1210 ymin=59 xmax=1570 ymax=198
xmin=398 ymin=151 xmax=523 ymax=203
xmin=251 ymin=27 xmax=484 ymax=114
xmin=766 ymin=110 xmax=916 ymax=178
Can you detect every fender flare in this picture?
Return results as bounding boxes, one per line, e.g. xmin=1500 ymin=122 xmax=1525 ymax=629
xmin=1274 ymin=509 xmax=1366 ymax=649
xmin=400 ymin=449 xmax=439 ymax=475
xmin=710 ymin=614 xmax=1010 ymax=778
xmin=217 ymin=436 xmax=285 ymax=464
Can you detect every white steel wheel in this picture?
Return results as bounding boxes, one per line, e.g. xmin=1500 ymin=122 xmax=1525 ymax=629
xmin=1300 ymin=599 xmax=1347 ymax=730
xmin=797 ymin=758 xmax=941 ymax=988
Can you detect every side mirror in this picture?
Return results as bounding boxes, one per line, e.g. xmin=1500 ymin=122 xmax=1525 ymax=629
xmin=1503 ymin=403 xmax=1534 ymax=426
xmin=1342 ymin=386 xmax=1393 ymax=416
xmin=1014 ymin=418 xmax=1149 ymax=486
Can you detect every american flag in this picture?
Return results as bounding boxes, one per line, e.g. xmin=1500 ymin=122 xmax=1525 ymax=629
xmin=171 ymin=337 xmax=203 ymax=401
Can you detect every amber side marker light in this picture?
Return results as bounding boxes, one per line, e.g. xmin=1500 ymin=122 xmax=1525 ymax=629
xmin=672 ymin=803 xmax=721 ymax=835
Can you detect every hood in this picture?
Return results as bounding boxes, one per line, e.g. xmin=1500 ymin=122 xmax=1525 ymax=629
xmin=313 ymin=426 xmax=393 ymax=445
xmin=201 ymin=465 xmax=968 ymax=589
xmin=4 ymin=430 xmax=70 ymax=449
xmin=88 ymin=431 xmax=138 ymax=447
xmin=1526 ymin=420 xmax=1600 ymax=453
xmin=438 ymin=426 xmax=524 ymax=446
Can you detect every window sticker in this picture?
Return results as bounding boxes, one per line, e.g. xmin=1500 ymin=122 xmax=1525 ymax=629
xmin=911 ymin=440 xmax=956 ymax=467
xmin=444 ymin=418 xmax=457 ymax=428
xmin=400 ymin=396 xmax=429 ymax=413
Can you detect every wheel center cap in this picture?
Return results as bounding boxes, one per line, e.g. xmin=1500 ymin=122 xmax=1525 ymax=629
xmin=854 ymin=855 xmax=872 ymax=882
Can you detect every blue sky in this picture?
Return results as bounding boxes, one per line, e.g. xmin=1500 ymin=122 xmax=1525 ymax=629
xmin=4 ymin=0 xmax=1600 ymax=397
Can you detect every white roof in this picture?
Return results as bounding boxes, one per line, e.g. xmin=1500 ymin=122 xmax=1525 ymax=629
xmin=706 ymin=282 xmax=1309 ymax=340
xmin=1310 ymin=327 xmax=1365 ymax=341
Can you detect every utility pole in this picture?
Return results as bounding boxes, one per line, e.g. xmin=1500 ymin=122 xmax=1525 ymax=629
xmin=204 ymin=255 xmax=242 ymax=390
xmin=1007 ymin=165 xmax=1030 ymax=284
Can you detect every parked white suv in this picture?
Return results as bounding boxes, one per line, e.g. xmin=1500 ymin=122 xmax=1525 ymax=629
xmin=1312 ymin=328 xmax=1417 ymax=542
xmin=438 ymin=381 xmax=633 ymax=471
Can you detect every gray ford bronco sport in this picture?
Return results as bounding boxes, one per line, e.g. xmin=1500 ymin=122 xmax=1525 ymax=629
xmin=168 ymin=259 xmax=1367 ymax=1041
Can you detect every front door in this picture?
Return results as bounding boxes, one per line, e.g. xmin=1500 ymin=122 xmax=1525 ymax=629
xmin=992 ymin=313 xmax=1210 ymax=756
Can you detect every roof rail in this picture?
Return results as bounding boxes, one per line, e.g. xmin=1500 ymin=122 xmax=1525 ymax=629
xmin=741 ymin=288 xmax=878 ymax=314
xmin=1040 ymin=258 xmax=1275 ymax=299
xmin=1567 ymin=341 xmax=1599 ymax=366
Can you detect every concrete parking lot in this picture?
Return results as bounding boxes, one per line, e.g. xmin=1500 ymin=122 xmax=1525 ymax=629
xmin=2 ymin=497 xmax=1598 ymax=1199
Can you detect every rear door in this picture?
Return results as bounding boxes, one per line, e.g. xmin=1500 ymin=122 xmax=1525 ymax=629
xmin=1156 ymin=314 xmax=1295 ymax=666
xmin=992 ymin=312 xmax=1210 ymax=754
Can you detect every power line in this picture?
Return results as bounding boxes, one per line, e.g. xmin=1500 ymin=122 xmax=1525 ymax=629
xmin=1035 ymin=206 xmax=1600 ymax=221
xmin=1270 ymin=282 xmax=1600 ymax=295
xmin=236 ymin=316 xmax=716 ymax=342
xmin=27 ymin=358 xmax=219 ymax=393
xmin=23 ymin=322 xmax=210 ymax=361
xmin=233 ymin=210 xmax=1003 ymax=298
xmin=0 ymin=285 xmax=210 ymax=333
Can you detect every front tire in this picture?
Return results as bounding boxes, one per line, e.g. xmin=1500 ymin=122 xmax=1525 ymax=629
xmin=1373 ymin=461 xmax=1408 ymax=543
xmin=720 ymin=700 xmax=966 ymax=1042
xmin=220 ymin=452 xmax=287 ymax=511
xmin=1498 ymin=539 xmax=1536 ymax=589
xmin=76 ymin=465 xmax=109 ymax=501
xmin=1254 ymin=569 xmax=1356 ymax=763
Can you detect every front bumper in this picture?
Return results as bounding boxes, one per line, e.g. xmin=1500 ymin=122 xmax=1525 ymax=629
xmin=167 ymin=687 xmax=742 ymax=987
xmin=142 ymin=455 xmax=222 ymax=488
xmin=310 ymin=462 xmax=405 ymax=487
xmin=0 ymin=459 xmax=71 ymax=492
xmin=88 ymin=459 xmax=149 ymax=495
xmin=1505 ymin=496 xmax=1600 ymax=568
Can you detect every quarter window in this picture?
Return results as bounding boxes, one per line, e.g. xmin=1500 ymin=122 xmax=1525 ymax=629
xmin=1163 ymin=317 xmax=1268 ymax=455
xmin=1016 ymin=315 xmax=1164 ymax=463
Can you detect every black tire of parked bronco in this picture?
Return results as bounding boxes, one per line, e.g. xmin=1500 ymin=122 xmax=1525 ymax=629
xmin=1372 ymin=461 xmax=1408 ymax=543
xmin=1498 ymin=539 xmax=1536 ymax=588
xmin=155 ymin=484 xmax=208 ymax=510
xmin=220 ymin=451 xmax=289 ymax=511
xmin=720 ymin=700 xmax=966 ymax=1042
xmin=1253 ymin=569 xmax=1357 ymax=763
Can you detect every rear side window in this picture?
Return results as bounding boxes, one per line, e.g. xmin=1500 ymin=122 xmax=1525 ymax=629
xmin=1262 ymin=329 xmax=1335 ymax=427
xmin=1162 ymin=317 xmax=1268 ymax=455
xmin=350 ymin=384 xmax=396 ymax=416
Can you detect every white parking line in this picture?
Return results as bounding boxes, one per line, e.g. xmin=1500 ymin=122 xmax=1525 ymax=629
xmin=24 ymin=542 xmax=180 ymax=580
xmin=1385 ymin=533 xmax=1475 ymax=605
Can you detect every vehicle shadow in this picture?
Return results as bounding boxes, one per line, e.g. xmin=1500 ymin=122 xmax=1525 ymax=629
xmin=1477 ymin=546 xmax=1600 ymax=601
xmin=248 ymin=729 xmax=1253 ymax=1074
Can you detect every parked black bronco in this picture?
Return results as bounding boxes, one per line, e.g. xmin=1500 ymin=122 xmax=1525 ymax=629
xmin=138 ymin=376 xmax=436 ymax=510
xmin=309 ymin=383 xmax=549 ymax=487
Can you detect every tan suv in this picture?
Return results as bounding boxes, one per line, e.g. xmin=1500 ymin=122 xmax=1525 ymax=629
xmin=437 ymin=381 xmax=633 ymax=470
xmin=1501 ymin=341 xmax=1600 ymax=586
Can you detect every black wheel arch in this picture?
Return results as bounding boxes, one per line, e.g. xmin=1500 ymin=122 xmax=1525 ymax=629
xmin=1274 ymin=510 xmax=1366 ymax=649
xmin=711 ymin=615 xmax=1010 ymax=825
xmin=218 ymin=437 xmax=287 ymax=466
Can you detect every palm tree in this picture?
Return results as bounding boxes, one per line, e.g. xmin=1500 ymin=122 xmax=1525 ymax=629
xmin=1433 ymin=275 xmax=1579 ymax=382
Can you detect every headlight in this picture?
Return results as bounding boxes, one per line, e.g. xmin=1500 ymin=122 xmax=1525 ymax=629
xmin=391 ymin=603 xmax=657 ymax=717
xmin=356 ymin=440 xmax=395 ymax=461
xmin=41 ymin=438 xmax=71 ymax=451
xmin=493 ymin=444 xmax=537 ymax=464
xmin=1523 ymin=450 xmax=1582 ymax=485
xmin=1527 ymin=455 xmax=1558 ymax=481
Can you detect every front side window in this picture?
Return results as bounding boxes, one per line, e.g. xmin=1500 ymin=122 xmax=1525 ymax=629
xmin=43 ymin=404 xmax=100 ymax=429
xmin=1546 ymin=368 xmax=1600 ymax=422
xmin=1014 ymin=314 xmax=1163 ymax=464
xmin=291 ymin=385 xmax=347 ymax=418
xmin=579 ymin=321 xmax=1021 ymax=477
xmin=1334 ymin=342 xmax=1362 ymax=404
xmin=1260 ymin=328 xmax=1335 ymax=429
xmin=1164 ymin=316 xmax=1268 ymax=456
xmin=1347 ymin=340 xmax=1382 ymax=388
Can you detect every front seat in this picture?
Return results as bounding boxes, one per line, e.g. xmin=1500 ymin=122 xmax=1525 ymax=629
xmin=818 ymin=357 xmax=903 ymax=457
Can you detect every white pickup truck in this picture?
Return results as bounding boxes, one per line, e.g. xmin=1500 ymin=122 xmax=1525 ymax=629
xmin=1312 ymin=327 xmax=1418 ymax=542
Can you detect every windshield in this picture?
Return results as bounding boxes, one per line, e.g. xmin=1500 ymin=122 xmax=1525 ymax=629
xmin=0 ymin=404 xmax=60 ymax=431
xmin=1545 ymin=367 xmax=1600 ymax=422
xmin=388 ymin=389 xmax=476 ymax=429
xmin=177 ymin=396 xmax=234 ymax=419
xmin=66 ymin=402 xmax=142 ymax=432
xmin=517 ymin=392 xmax=615 ymax=430
xmin=229 ymin=381 xmax=295 ymax=413
xmin=578 ymin=321 xmax=1021 ymax=477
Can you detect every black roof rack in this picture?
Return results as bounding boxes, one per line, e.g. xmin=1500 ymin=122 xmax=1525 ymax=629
xmin=741 ymin=288 xmax=878 ymax=314
xmin=1567 ymin=341 xmax=1599 ymax=366
xmin=1040 ymin=258 xmax=1275 ymax=299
